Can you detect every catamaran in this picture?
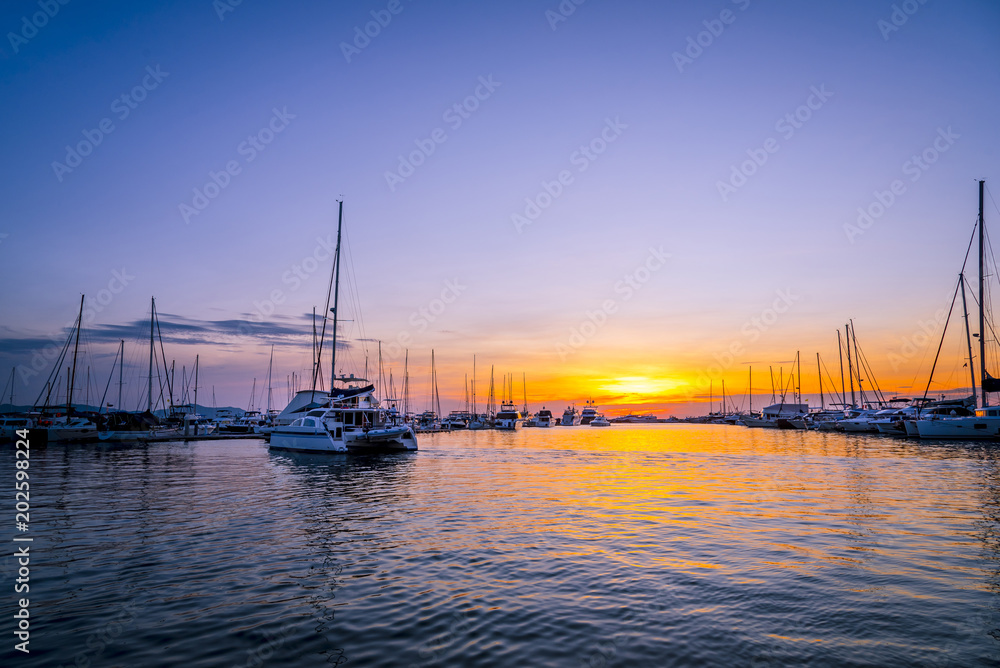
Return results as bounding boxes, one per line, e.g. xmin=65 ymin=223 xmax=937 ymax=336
xmin=268 ymin=201 xmax=418 ymax=454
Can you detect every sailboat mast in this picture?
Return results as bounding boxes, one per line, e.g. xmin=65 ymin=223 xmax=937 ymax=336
xmin=748 ymin=366 xmax=752 ymax=415
xmin=67 ymin=294 xmax=84 ymax=414
xmin=978 ymin=179 xmax=987 ymax=408
xmin=330 ymin=200 xmax=344 ymax=393
xmin=522 ymin=372 xmax=527 ymax=414
xmin=851 ymin=321 xmax=863 ymax=405
xmin=148 ymin=297 xmax=155 ymax=413
xmin=433 ymin=352 xmax=441 ymax=417
xmin=266 ymin=344 xmax=274 ymax=413
xmin=118 ymin=340 xmax=124 ymax=410
xmin=817 ymin=353 xmax=824 ymax=410
xmin=796 ymin=351 xmax=801 ymax=404
xmin=845 ymin=324 xmax=855 ymax=406
xmin=311 ymin=307 xmax=318 ymax=396
xmin=837 ymin=330 xmax=846 ymax=406
xmin=194 ymin=354 xmax=199 ymax=414
xmin=960 ymin=273 xmax=978 ymax=406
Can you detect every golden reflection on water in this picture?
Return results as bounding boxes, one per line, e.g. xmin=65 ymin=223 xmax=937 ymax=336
xmin=416 ymin=424 xmax=998 ymax=578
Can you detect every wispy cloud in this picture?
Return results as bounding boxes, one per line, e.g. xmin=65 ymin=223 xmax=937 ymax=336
xmin=0 ymin=312 xmax=350 ymax=357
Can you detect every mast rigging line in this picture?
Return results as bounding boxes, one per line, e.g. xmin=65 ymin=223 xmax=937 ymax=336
xmin=921 ymin=273 xmax=963 ymax=403
xmin=34 ymin=302 xmax=80 ymax=408
xmin=312 ymin=205 xmax=340 ymax=392
xmin=153 ymin=304 xmax=174 ymax=409
xmin=964 ymin=283 xmax=1000 ymax=370
xmin=819 ymin=356 xmax=846 ymax=407
xmin=97 ymin=342 xmax=123 ymax=413
xmin=849 ymin=327 xmax=886 ymax=406
xmin=342 ymin=226 xmax=370 ymax=362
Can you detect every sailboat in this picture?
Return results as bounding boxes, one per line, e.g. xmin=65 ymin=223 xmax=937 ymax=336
xmin=37 ymin=296 xmax=99 ymax=443
xmin=268 ymin=201 xmax=418 ymax=453
xmin=98 ymin=297 xmax=180 ymax=442
xmin=468 ymin=356 xmax=489 ymax=429
xmin=915 ymin=181 xmax=1000 ymax=439
xmin=742 ymin=353 xmax=809 ymax=428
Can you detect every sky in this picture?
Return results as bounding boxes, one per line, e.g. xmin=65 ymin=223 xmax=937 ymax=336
xmin=1 ymin=0 xmax=999 ymax=416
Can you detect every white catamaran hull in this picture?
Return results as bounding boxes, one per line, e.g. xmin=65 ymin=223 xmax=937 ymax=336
xmin=269 ymin=428 xmax=347 ymax=453
xmin=345 ymin=426 xmax=418 ymax=452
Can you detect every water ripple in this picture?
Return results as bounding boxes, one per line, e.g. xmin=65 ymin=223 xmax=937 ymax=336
xmin=2 ymin=425 xmax=999 ymax=666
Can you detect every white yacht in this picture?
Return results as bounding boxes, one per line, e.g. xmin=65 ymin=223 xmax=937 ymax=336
xmin=590 ymin=414 xmax=611 ymax=427
xmin=742 ymin=403 xmax=809 ymax=429
xmin=414 ymin=411 xmax=440 ymax=433
xmin=219 ymin=410 xmax=265 ymax=434
xmin=494 ymin=402 xmax=522 ymax=430
xmin=871 ymin=407 xmax=918 ymax=437
xmin=559 ymin=406 xmax=578 ymax=426
xmin=212 ymin=408 xmax=238 ymax=430
xmin=899 ymin=402 xmax=973 ymax=437
xmin=612 ymin=413 xmax=659 ymax=423
xmin=533 ymin=407 xmax=554 ymax=427
xmin=579 ymin=400 xmax=599 ymax=425
xmin=179 ymin=413 xmax=216 ymax=437
xmin=837 ymin=408 xmax=883 ymax=433
xmin=914 ymin=405 xmax=1000 ymax=440
xmin=442 ymin=411 xmax=470 ymax=430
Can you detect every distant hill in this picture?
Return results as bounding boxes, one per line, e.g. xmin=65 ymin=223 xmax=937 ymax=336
xmin=0 ymin=403 xmax=248 ymax=418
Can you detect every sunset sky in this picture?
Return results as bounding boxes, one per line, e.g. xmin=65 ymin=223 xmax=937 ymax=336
xmin=1 ymin=0 xmax=999 ymax=415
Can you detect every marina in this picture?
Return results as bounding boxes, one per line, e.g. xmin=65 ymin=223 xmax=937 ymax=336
xmin=2 ymin=2 xmax=999 ymax=665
